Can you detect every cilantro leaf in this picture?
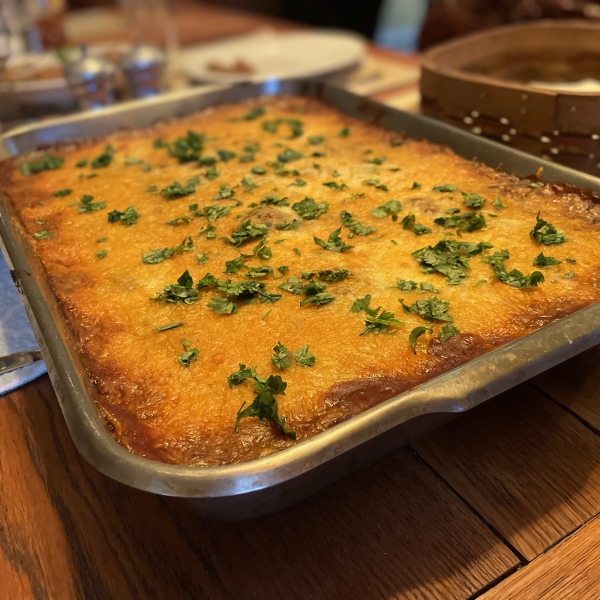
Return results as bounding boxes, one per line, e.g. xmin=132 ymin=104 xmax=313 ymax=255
xmin=565 ymin=271 xmax=575 ymax=279
xmin=194 ymin=204 xmax=229 ymax=222
xmin=394 ymin=279 xmax=417 ymax=292
xmin=53 ymin=188 xmax=72 ymax=197
xmin=492 ymin=197 xmax=506 ymax=210
xmin=413 ymin=224 xmax=432 ymax=235
xmin=218 ymin=149 xmax=236 ymax=162
xmin=153 ymin=270 xmax=199 ymax=303
xmin=314 ymin=227 xmax=354 ymax=253
xmin=108 ymin=206 xmax=139 ymax=225
xmin=278 ymin=148 xmax=303 ymax=163
xmin=279 ymin=277 xmax=306 ymax=295
xmin=238 ymin=107 xmax=266 ymax=121
xmin=249 ymin=194 xmax=289 ymax=208
xmin=205 ymin=166 xmax=219 ymax=181
xmin=166 ymin=216 xmax=192 ymax=226
xmin=78 ymin=194 xmax=106 ymax=213
xmin=483 ymin=250 xmax=545 ymax=288
xmin=224 ymin=220 xmax=269 ymax=246
xmin=362 ymin=179 xmax=388 ymax=191
xmin=364 ymin=156 xmax=386 ymax=165
xmin=294 ymin=345 xmax=315 ymax=367
xmin=412 ymin=240 xmax=475 ymax=285
xmin=153 ymin=321 xmax=184 ymax=332
xmin=409 ymin=326 xmax=432 ymax=353
xmin=292 ymin=197 xmax=328 ymax=219
xmin=262 ymin=118 xmax=303 ymax=139
xmin=338 ymin=127 xmax=350 ymax=137
xmin=371 ymin=199 xmax=402 ymax=220
xmin=241 ymin=177 xmax=258 ymax=193
xmin=246 ymin=266 xmax=273 ymax=278
xmin=531 ymin=212 xmax=568 ymax=245
xmin=351 ymin=295 xmax=403 ymax=335
xmin=95 ymin=250 xmax=107 ymax=259
xmin=251 ymin=166 xmax=267 ymax=175
xmin=317 ymin=268 xmax=352 ymax=282
xmin=142 ymin=248 xmax=175 ymax=264
xmin=411 ymin=182 xmax=421 ymax=190
xmin=308 ymin=135 xmax=324 ymax=144
xmin=33 ymin=230 xmax=53 ymax=239
xmin=402 ymin=214 xmax=415 ymax=230
xmin=434 ymin=211 xmax=486 ymax=233
xmin=271 ymin=342 xmax=292 ymax=370
xmin=461 ymin=192 xmax=486 ymax=208
xmin=161 ymin=178 xmax=198 ymax=199
xmin=290 ymin=178 xmax=307 ymax=187
xmin=20 ymin=154 xmax=64 ymax=176
xmin=159 ymin=131 xmax=205 ymax=163
xmin=227 ymin=364 xmax=259 ymax=387
xmin=340 ymin=210 xmax=377 ymax=237
xmin=234 ymin=373 xmax=295 ymax=439
xmin=91 ymin=145 xmax=115 ymax=169
xmin=440 ymin=323 xmax=459 ymax=342
xmin=178 ymin=339 xmax=199 ymax=367
xmin=299 ymin=292 xmax=335 ymax=307
xmin=207 ymin=297 xmax=238 ymax=314
xmin=224 ymin=255 xmax=247 ymax=274
xmin=432 ymin=183 xmax=456 ymax=193
xmin=400 ymin=295 xmax=453 ymax=323
xmin=322 ymin=181 xmax=347 ymax=191
xmin=212 ymin=184 xmax=237 ymax=200
xmin=533 ymin=253 xmax=562 ymax=268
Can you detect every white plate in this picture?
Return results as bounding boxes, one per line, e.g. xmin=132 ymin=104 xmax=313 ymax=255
xmin=180 ymin=29 xmax=367 ymax=83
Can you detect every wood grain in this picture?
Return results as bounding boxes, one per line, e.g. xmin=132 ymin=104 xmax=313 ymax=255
xmin=532 ymin=346 xmax=600 ymax=433
xmin=412 ymin=385 xmax=600 ymax=561
xmin=0 ymin=376 xmax=518 ymax=600
xmin=481 ymin=515 xmax=600 ymax=599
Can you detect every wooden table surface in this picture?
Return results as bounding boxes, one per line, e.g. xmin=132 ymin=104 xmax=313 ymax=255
xmin=3 ymin=3 xmax=600 ymax=599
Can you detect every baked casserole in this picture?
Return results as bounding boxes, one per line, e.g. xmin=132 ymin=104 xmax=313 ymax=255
xmin=2 ymin=96 xmax=600 ymax=466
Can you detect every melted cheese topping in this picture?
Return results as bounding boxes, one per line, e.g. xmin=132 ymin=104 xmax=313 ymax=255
xmin=3 ymin=96 xmax=600 ymax=466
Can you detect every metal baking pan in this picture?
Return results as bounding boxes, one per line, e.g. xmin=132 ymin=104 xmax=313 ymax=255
xmin=2 ymin=80 xmax=600 ymax=519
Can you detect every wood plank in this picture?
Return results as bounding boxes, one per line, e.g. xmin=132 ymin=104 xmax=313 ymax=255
xmin=0 ymin=376 xmax=518 ymax=600
xmin=532 ymin=345 xmax=600 ymax=433
xmin=412 ymin=384 xmax=600 ymax=561
xmin=481 ymin=515 xmax=600 ymax=599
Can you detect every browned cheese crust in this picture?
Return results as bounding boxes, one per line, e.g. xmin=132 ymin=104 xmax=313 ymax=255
xmin=2 ymin=96 xmax=600 ymax=466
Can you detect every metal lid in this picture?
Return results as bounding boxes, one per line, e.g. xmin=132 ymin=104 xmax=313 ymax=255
xmin=120 ymin=44 xmax=166 ymax=99
xmin=64 ymin=49 xmax=116 ymax=110
xmin=121 ymin=44 xmax=166 ymax=72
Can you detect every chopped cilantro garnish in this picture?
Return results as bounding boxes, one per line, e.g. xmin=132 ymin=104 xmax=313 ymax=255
xmin=294 ymin=345 xmax=315 ymax=366
xmin=75 ymin=158 xmax=88 ymax=168
xmin=125 ymin=156 xmax=151 ymax=171
xmin=394 ymin=279 xmax=417 ymax=292
xmin=565 ymin=271 xmax=575 ymax=278
xmin=529 ymin=181 xmax=543 ymax=189
xmin=322 ymin=181 xmax=347 ymax=191
xmin=412 ymin=240 xmax=474 ymax=285
xmin=351 ymin=294 xmax=403 ymax=336
xmin=174 ymin=236 xmax=196 ymax=253
xmin=432 ymin=183 xmax=456 ymax=193
xmin=390 ymin=137 xmax=404 ymax=147
xmin=533 ymin=253 xmax=562 ymax=267
xmin=218 ymin=149 xmax=236 ymax=162
xmin=96 ymin=237 xmax=107 ymax=243
xmin=197 ymin=252 xmax=208 ymax=264
xmin=224 ymin=256 xmax=246 ymax=274
xmin=205 ymin=166 xmax=219 ymax=181
xmin=402 ymin=214 xmax=415 ymax=230
xmin=234 ymin=372 xmax=295 ymax=439
xmin=399 ymin=295 xmax=454 ymax=323
xmin=440 ymin=323 xmax=459 ymax=342
xmin=317 ymin=268 xmax=352 ymax=282
xmin=142 ymin=248 xmax=175 ymax=264
xmin=338 ymin=127 xmax=350 ymax=137
xmin=278 ymin=148 xmax=303 ymax=163
xmin=108 ymin=206 xmax=139 ymax=225
xmin=207 ymin=297 xmax=238 ymax=314
xmin=364 ymin=156 xmax=386 ymax=165
xmin=340 ymin=210 xmax=377 ymax=237
xmin=166 ymin=216 xmax=192 ymax=226
xmin=213 ymin=184 xmax=237 ymax=200
xmin=193 ymin=205 xmax=229 ymax=223
xmin=271 ymin=342 xmax=292 ymax=370
xmin=314 ymin=227 xmax=354 ymax=253
xmin=246 ymin=266 xmax=273 ymax=278
xmin=413 ymin=224 xmax=432 ymax=235
xmin=159 ymin=131 xmax=205 ymax=163
xmin=20 ymin=154 xmax=64 ymax=176
xmin=153 ymin=321 xmax=184 ymax=332
xmin=198 ymin=223 xmax=217 ymax=238
xmin=262 ymin=118 xmax=303 ymax=139
xmin=434 ymin=211 xmax=486 ymax=233
xmin=241 ymin=177 xmax=258 ymax=193
xmin=53 ymin=188 xmax=72 ymax=197
xmin=419 ymin=282 xmax=439 ymax=293
xmin=483 ymin=250 xmax=545 ymax=288
xmin=362 ymin=178 xmax=388 ymax=191
xmin=95 ymin=250 xmax=107 ymax=259
xmin=161 ymin=178 xmax=198 ymax=199
xmin=462 ymin=192 xmax=486 ymax=208
xmin=249 ymin=194 xmax=289 ymax=208
xmin=279 ymin=277 xmax=306 ymax=295
xmin=238 ymin=106 xmax=266 ymax=120
xmin=299 ymin=292 xmax=335 ymax=307
xmin=308 ymin=135 xmax=324 ymax=144
xmin=178 ymin=339 xmax=199 ymax=367
xmin=91 ymin=145 xmax=115 ymax=169
xmin=251 ymin=166 xmax=267 ymax=175
xmin=531 ymin=212 xmax=567 ymax=245
xmin=225 ymin=220 xmax=268 ymax=246
xmin=290 ymin=178 xmax=307 ymax=187
xmin=371 ymin=199 xmax=401 ymax=220
xmin=411 ymin=182 xmax=421 ymax=190
xmin=492 ymin=197 xmax=506 ymax=210
xmin=292 ymin=197 xmax=328 ymax=219
xmin=33 ymin=230 xmax=53 ymax=240
xmin=78 ymin=194 xmax=106 ymax=213
xmin=566 ymin=257 xmax=577 ymax=264
xmin=409 ymin=326 xmax=432 ymax=353
xmin=153 ymin=270 xmax=199 ymax=303
xmin=277 ymin=266 xmax=289 ymax=276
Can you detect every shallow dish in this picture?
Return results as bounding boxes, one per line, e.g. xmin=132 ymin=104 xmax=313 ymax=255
xmin=1 ymin=81 xmax=600 ymax=518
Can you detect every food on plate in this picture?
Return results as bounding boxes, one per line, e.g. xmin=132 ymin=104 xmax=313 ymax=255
xmin=206 ymin=59 xmax=255 ymax=74
xmin=2 ymin=96 xmax=599 ymax=466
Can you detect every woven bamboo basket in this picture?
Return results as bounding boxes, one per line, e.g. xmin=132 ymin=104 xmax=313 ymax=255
xmin=420 ymin=20 xmax=600 ymax=176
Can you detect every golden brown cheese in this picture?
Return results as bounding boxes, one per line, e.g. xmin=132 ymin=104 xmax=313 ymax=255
xmin=2 ymin=96 xmax=600 ymax=466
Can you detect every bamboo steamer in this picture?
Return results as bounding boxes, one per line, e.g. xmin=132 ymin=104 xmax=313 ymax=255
xmin=420 ymin=20 xmax=600 ymax=176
